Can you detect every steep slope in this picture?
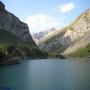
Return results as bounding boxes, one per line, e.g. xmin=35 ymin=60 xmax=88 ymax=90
xmin=0 ymin=1 xmax=45 ymax=64
xmin=62 ymin=9 xmax=90 ymax=57
xmin=38 ymin=28 xmax=67 ymax=53
xmin=39 ymin=9 xmax=90 ymax=57
xmin=62 ymin=31 xmax=90 ymax=57
xmin=0 ymin=30 xmax=21 ymax=43
xmin=63 ymin=9 xmax=90 ymax=42
xmin=0 ymin=2 xmax=37 ymax=47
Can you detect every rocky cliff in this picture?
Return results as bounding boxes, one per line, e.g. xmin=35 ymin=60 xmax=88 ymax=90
xmin=38 ymin=9 xmax=90 ymax=57
xmin=0 ymin=1 xmax=45 ymax=64
xmin=62 ymin=9 xmax=90 ymax=56
xmin=63 ymin=9 xmax=90 ymax=43
xmin=0 ymin=1 xmax=36 ymax=47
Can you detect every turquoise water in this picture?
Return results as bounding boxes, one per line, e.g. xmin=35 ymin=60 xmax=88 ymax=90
xmin=0 ymin=59 xmax=90 ymax=90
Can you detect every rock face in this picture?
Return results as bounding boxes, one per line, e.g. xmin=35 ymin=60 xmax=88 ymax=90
xmin=0 ymin=1 xmax=44 ymax=64
xmin=64 ymin=9 xmax=90 ymax=42
xmin=39 ymin=9 xmax=90 ymax=55
xmin=0 ymin=1 xmax=36 ymax=47
xmin=63 ymin=31 xmax=90 ymax=55
xmin=38 ymin=27 xmax=67 ymax=52
xmin=62 ymin=9 xmax=90 ymax=55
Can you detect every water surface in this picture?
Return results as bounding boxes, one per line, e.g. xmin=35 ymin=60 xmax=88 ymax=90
xmin=0 ymin=59 xmax=90 ymax=90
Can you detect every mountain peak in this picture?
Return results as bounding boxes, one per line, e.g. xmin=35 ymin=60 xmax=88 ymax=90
xmin=0 ymin=1 xmax=5 ymax=11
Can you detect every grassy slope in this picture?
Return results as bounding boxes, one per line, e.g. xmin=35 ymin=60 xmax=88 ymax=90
xmin=68 ymin=44 xmax=90 ymax=58
xmin=0 ymin=30 xmax=47 ymax=61
xmin=0 ymin=30 xmax=20 ymax=43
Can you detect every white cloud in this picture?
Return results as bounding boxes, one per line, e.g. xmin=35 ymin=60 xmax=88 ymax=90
xmin=59 ymin=2 xmax=75 ymax=13
xmin=26 ymin=14 xmax=60 ymax=33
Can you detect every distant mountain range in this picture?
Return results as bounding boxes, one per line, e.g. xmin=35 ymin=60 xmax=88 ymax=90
xmin=32 ymin=28 xmax=57 ymax=45
xmin=33 ymin=9 xmax=90 ymax=58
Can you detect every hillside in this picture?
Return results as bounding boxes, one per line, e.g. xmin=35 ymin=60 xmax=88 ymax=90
xmin=62 ymin=31 xmax=90 ymax=57
xmin=0 ymin=30 xmax=21 ymax=43
xmin=0 ymin=1 xmax=46 ymax=64
xmin=38 ymin=9 xmax=90 ymax=58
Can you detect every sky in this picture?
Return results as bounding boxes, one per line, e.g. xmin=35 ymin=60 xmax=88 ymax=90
xmin=1 ymin=0 xmax=90 ymax=33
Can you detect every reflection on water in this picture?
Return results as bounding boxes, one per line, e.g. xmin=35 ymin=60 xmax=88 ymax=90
xmin=0 ymin=59 xmax=90 ymax=90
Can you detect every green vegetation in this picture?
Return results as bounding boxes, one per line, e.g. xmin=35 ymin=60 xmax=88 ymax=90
xmin=0 ymin=43 xmax=48 ymax=64
xmin=0 ymin=30 xmax=20 ymax=43
xmin=0 ymin=43 xmax=47 ymax=58
xmin=0 ymin=30 xmax=48 ymax=64
xmin=68 ymin=44 xmax=90 ymax=58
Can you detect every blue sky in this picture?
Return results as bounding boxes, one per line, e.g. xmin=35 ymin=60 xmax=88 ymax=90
xmin=1 ymin=0 xmax=90 ymax=33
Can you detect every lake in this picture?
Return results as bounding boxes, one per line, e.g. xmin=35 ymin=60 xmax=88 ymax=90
xmin=0 ymin=59 xmax=90 ymax=90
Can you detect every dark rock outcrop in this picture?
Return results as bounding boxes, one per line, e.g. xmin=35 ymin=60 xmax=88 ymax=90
xmin=55 ymin=55 xmax=65 ymax=59
xmin=0 ymin=2 xmax=44 ymax=65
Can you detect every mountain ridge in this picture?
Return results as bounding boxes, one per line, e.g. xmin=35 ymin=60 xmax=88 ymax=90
xmin=0 ymin=1 xmax=46 ymax=64
xmin=38 ymin=9 xmax=90 ymax=57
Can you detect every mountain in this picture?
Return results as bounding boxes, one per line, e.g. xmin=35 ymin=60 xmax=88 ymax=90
xmin=0 ymin=1 xmax=37 ymax=47
xmin=38 ymin=9 xmax=90 ymax=58
xmin=32 ymin=28 xmax=56 ymax=45
xmin=0 ymin=1 xmax=46 ymax=64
